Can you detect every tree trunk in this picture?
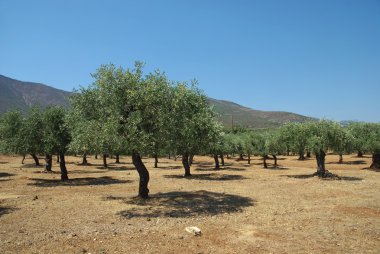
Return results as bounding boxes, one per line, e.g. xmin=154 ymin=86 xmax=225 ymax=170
xmin=315 ymin=150 xmax=326 ymax=176
xmin=357 ymin=151 xmax=363 ymax=157
xmin=31 ymin=154 xmax=40 ymax=166
xmin=263 ymin=155 xmax=268 ymax=168
xmin=103 ymin=154 xmax=107 ymax=168
xmin=370 ymin=153 xmax=380 ymax=169
xmin=214 ymin=154 xmax=220 ymax=170
xmin=168 ymin=153 xmax=171 ymax=159
xmin=227 ymin=154 xmax=230 ymax=159
xmin=56 ymin=155 xmax=60 ymax=163
xmin=182 ymin=153 xmax=191 ymax=177
xmin=339 ymin=154 xmax=343 ymax=164
xmin=45 ymin=154 xmax=52 ymax=172
xmin=248 ymin=153 xmax=251 ymax=164
xmin=273 ymin=155 xmax=277 ymax=167
xmin=306 ymin=150 xmax=311 ymax=158
xmin=132 ymin=152 xmax=150 ymax=199
xmin=286 ymin=147 xmax=290 ymax=156
xmin=21 ymin=154 xmax=26 ymax=164
xmin=189 ymin=154 xmax=194 ymax=166
xmin=298 ymin=151 xmax=305 ymax=160
xmin=82 ymin=153 xmax=88 ymax=165
xmin=115 ymin=154 xmax=120 ymax=164
xmin=95 ymin=154 xmax=98 ymax=159
xmin=59 ymin=153 xmax=69 ymax=181
xmin=154 ymin=154 xmax=158 ymax=168
xmin=239 ymin=153 xmax=243 ymax=160
xmin=220 ymin=154 xmax=225 ymax=166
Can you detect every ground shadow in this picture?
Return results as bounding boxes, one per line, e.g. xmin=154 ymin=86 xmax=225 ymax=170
xmin=266 ymin=166 xmax=289 ymax=170
xmin=117 ymin=190 xmax=254 ymax=218
xmin=20 ymin=164 xmax=44 ymax=168
xmin=95 ymin=165 xmax=135 ymax=171
xmin=69 ymin=170 xmax=108 ymax=174
xmin=283 ymin=174 xmax=362 ymax=181
xmin=28 ymin=176 xmax=132 ymax=187
xmin=0 ymin=207 xmax=19 ymax=217
xmin=0 ymin=161 xmax=8 ymax=164
xmin=0 ymin=172 xmax=15 ymax=178
xmin=163 ymin=173 xmax=248 ymax=181
xmin=154 ymin=165 xmax=183 ymax=170
xmin=195 ymin=167 xmax=246 ymax=172
xmin=326 ymin=160 xmax=367 ymax=165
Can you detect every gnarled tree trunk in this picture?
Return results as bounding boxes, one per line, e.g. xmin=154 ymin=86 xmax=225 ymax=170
xmin=298 ymin=151 xmax=305 ymax=160
xmin=263 ymin=155 xmax=268 ymax=168
xmin=248 ymin=153 xmax=251 ymax=164
xmin=59 ymin=153 xmax=68 ymax=181
xmin=154 ymin=154 xmax=158 ymax=168
xmin=56 ymin=155 xmax=60 ymax=163
xmin=370 ymin=153 xmax=380 ymax=169
xmin=339 ymin=154 xmax=343 ymax=164
xmin=214 ymin=154 xmax=220 ymax=170
xmin=95 ymin=154 xmax=98 ymax=159
xmin=115 ymin=154 xmax=120 ymax=164
xmin=273 ymin=154 xmax=277 ymax=167
xmin=82 ymin=153 xmax=88 ymax=165
xmin=45 ymin=154 xmax=52 ymax=172
xmin=315 ymin=150 xmax=326 ymax=176
xmin=103 ymin=154 xmax=107 ymax=168
xmin=220 ymin=154 xmax=225 ymax=166
xmin=21 ymin=154 xmax=26 ymax=164
xmin=182 ymin=153 xmax=191 ymax=177
xmin=132 ymin=152 xmax=150 ymax=198
xmin=357 ymin=151 xmax=363 ymax=157
xmin=306 ymin=150 xmax=311 ymax=158
xmin=239 ymin=153 xmax=244 ymax=160
xmin=31 ymin=154 xmax=40 ymax=166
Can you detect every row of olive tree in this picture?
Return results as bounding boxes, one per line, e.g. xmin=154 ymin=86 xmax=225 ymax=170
xmin=0 ymin=107 xmax=71 ymax=180
xmin=0 ymin=62 xmax=222 ymax=198
xmin=217 ymin=121 xmax=380 ymax=176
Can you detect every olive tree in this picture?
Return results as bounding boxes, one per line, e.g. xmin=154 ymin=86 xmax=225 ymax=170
xmin=86 ymin=62 xmax=173 ymax=198
xmin=168 ymin=82 xmax=220 ymax=177
xmin=307 ymin=120 xmax=343 ymax=177
xmin=42 ymin=106 xmax=71 ymax=180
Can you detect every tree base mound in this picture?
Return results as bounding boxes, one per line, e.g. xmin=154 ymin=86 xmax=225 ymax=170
xmin=313 ymin=170 xmax=340 ymax=180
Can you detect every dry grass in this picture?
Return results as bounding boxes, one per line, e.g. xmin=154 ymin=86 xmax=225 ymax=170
xmin=0 ymin=154 xmax=379 ymax=253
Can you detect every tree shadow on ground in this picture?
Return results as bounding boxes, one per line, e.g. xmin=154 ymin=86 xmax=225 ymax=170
xmin=154 ymin=166 xmax=183 ymax=170
xmin=265 ymin=166 xmax=289 ymax=170
xmin=116 ymin=190 xmax=254 ymax=218
xmin=283 ymin=174 xmax=362 ymax=181
xmin=0 ymin=172 xmax=15 ymax=178
xmin=28 ymin=176 xmax=132 ymax=187
xmin=0 ymin=207 xmax=19 ymax=217
xmin=95 ymin=165 xmax=135 ymax=171
xmin=363 ymin=167 xmax=380 ymax=172
xmin=163 ymin=173 xmax=248 ymax=181
xmin=69 ymin=170 xmax=108 ymax=174
xmin=195 ymin=167 xmax=246 ymax=172
xmin=326 ymin=160 xmax=367 ymax=165
xmin=20 ymin=164 xmax=44 ymax=169
xmin=0 ymin=162 xmax=8 ymax=164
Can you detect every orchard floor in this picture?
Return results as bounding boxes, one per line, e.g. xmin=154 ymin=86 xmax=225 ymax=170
xmin=0 ymin=154 xmax=379 ymax=254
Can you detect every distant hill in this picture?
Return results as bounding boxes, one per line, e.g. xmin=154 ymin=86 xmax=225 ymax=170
xmin=208 ymin=98 xmax=314 ymax=128
xmin=0 ymin=74 xmax=314 ymax=128
xmin=0 ymin=75 xmax=71 ymax=114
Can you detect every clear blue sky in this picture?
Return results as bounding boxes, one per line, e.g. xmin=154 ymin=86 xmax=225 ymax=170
xmin=1 ymin=0 xmax=379 ymax=122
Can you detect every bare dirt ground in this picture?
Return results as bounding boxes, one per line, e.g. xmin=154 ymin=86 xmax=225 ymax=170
xmin=0 ymin=153 xmax=379 ymax=254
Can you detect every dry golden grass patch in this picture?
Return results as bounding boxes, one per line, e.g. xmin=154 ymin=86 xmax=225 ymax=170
xmin=0 ymin=154 xmax=379 ymax=253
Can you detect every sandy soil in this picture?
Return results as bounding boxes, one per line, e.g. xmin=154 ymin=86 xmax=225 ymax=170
xmin=0 ymin=153 xmax=379 ymax=254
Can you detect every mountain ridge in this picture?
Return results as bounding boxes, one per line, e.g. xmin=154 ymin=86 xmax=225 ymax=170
xmin=0 ymin=74 xmax=314 ymax=128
